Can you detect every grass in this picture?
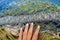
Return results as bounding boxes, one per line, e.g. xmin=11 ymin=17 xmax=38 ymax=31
xmin=0 ymin=26 xmax=60 ymax=40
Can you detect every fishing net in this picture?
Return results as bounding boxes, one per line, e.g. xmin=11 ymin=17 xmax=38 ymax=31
xmin=0 ymin=0 xmax=60 ymax=40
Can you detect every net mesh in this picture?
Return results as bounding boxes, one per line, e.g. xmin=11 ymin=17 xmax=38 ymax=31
xmin=0 ymin=0 xmax=60 ymax=33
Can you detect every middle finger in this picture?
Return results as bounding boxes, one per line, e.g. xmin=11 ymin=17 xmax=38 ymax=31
xmin=27 ymin=23 xmax=34 ymax=40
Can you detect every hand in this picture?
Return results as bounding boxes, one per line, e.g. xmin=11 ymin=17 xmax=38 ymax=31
xmin=18 ymin=23 xmax=40 ymax=40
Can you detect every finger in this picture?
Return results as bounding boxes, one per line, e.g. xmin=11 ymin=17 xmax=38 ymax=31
xmin=32 ymin=26 xmax=40 ymax=40
xmin=18 ymin=28 xmax=23 ymax=40
xmin=27 ymin=23 xmax=33 ymax=40
xmin=23 ymin=23 xmax=29 ymax=40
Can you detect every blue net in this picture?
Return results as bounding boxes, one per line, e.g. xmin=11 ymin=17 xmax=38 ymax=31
xmin=0 ymin=0 xmax=60 ymax=33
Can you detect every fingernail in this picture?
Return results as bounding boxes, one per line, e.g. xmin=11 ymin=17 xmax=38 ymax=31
xmin=20 ymin=28 xmax=22 ymax=30
xmin=38 ymin=25 xmax=40 ymax=28
xmin=31 ymin=22 xmax=33 ymax=25
xmin=26 ymin=23 xmax=28 ymax=26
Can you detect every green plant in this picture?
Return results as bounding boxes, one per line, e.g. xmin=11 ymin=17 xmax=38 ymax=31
xmin=0 ymin=27 xmax=18 ymax=40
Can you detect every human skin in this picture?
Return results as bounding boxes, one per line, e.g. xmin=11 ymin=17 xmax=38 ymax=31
xmin=18 ymin=23 xmax=40 ymax=40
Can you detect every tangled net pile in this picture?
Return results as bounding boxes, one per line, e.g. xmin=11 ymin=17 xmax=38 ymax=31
xmin=0 ymin=0 xmax=60 ymax=40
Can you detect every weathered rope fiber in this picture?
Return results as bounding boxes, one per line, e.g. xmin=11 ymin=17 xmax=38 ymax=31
xmin=0 ymin=13 xmax=60 ymax=25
